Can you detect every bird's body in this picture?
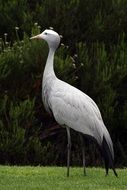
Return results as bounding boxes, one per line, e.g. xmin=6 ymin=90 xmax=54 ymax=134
xmin=31 ymin=29 xmax=117 ymax=177
xmin=43 ymin=73 xmax=112 ymax=149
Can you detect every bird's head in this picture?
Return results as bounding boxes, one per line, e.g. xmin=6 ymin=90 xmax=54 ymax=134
xmin=30 ymin=29 xmax=60 ymax=50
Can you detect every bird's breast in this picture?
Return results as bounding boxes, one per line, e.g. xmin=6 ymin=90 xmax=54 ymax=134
xmin=42 ymin=75 xmax=56 ymax=114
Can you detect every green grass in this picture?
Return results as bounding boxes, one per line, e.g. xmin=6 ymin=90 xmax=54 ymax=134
xmin=0 ymin=166 xmax=126 ymax=190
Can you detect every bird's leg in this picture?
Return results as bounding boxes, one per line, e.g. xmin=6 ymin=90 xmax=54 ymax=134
xmin=79 ymin=133 xmax=86 ymax=176
xmin=66 ymin=127 xmax=71 ymax=177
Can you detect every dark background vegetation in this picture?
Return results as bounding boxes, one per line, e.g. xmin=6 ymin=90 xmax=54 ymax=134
xmin=0 ymin=0 xmax=127 ymax=167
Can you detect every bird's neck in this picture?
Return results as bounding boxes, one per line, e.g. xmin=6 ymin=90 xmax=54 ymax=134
xmin=43 ymin=48 xmax=56 ymax=80
xmin=42 ymin=47 xmax=56 ymax=114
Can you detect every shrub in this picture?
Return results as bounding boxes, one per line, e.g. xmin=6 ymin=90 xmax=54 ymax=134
xmin=0 ymin=0 xmax=127 ymax=167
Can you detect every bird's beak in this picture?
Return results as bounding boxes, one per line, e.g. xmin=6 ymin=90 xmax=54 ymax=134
xmin=30 ymin=34 xmax=42 ymax=40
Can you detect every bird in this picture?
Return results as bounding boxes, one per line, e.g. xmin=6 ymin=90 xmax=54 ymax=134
xmin=30 ymin=29 xmax=118 ymax=177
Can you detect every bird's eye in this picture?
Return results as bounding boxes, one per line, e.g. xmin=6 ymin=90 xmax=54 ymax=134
xmin=45 ymin=32 xmax=48 ymax=35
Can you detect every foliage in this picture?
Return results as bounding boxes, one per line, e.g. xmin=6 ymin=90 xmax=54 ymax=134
xmin=0 ymin=0 xmax=32 ymax=41
xmin=0 ymin=0 xmax=127 ymax=166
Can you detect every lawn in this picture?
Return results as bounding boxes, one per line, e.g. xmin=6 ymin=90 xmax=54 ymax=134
xmin=0 ymin=166 xmax=126 ymax=190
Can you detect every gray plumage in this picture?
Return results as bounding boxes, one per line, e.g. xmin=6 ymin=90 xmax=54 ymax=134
xmin=30 ymin=29 xmax=117 ymax=177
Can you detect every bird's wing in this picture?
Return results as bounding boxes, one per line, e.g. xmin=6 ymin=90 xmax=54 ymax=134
xmin=49 ymin=79 xmax=114 ymax=165
xmin=49 ymin=79 xmax=106 ymax=143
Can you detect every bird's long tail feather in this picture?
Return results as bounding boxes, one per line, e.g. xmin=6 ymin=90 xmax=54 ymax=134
xmin=101 ymin=136 xmax=118 ymax=177
xmin=82 ymin=133 xmax=118 ymax=177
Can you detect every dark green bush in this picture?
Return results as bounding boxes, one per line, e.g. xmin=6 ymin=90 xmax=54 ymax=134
xmin=0 ymin=0 xmax=127 ymax=167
